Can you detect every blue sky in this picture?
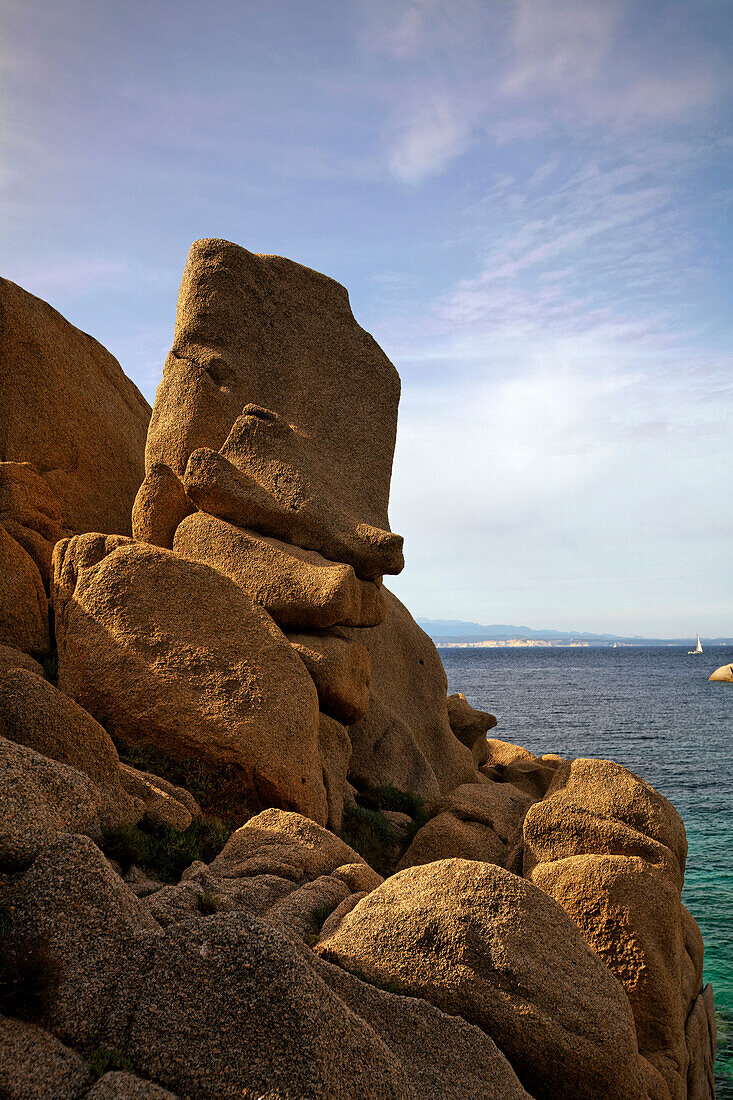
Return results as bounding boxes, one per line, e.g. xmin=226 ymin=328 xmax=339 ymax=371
xmin=1 ymin=0 xmax=732 ymax=636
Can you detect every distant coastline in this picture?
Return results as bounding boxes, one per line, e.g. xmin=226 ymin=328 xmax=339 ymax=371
xmin=434 ymin=639 xmax=732 ymax=648
xmin=418 ymin=619 xmax=733 ymax=648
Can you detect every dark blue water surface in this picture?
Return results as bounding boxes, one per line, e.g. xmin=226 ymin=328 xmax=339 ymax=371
xmin=440 ymin=644 xmax=733 ymax=1092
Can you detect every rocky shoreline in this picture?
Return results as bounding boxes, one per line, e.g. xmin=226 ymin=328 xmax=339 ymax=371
xmin=0 ymin=240 xmax=716 ymax=1099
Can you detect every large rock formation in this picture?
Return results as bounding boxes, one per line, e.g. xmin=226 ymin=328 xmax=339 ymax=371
xmin=0 ymin=248 xmax=716 ymax=1099
xmin=0 ymin=277 xmax=150 ymax=536
xmin=124 ymin=239 xmax=477 ymax=818
xmin=317 ymin=857 xmax=649 ymax=1100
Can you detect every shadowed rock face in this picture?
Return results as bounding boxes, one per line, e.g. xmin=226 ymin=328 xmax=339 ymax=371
xmin=144 ymin=239 xmax=403 ymax=579
xmin=348 ymin=588 xmax=477 ymax=801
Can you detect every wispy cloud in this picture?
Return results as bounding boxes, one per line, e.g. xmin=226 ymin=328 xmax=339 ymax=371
xmin=377 ymin=116 xmax=733 ymax=631
xmin=503 ymin=0 xmax=719 ymax=124
xmin=355 ymin=0 xmax=727 ymax=183
xmin=387 ymin=93 xmax=471 ymax=183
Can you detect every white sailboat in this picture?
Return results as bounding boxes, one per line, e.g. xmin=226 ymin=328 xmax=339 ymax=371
xmin=688 ymin=633 xmax=703 ymax=655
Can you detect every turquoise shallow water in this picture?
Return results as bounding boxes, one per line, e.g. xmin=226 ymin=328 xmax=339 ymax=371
xmin=440 ymin=644 xmax=733 ymax=1094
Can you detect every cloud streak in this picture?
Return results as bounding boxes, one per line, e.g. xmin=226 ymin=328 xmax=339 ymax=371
xmin=357 ymin=0 xmax=727 ymax=182
xmin=376 ymin=104 xmax=733 ymax=632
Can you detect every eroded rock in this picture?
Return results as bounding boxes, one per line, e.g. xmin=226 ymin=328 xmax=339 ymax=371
xmin=0 ymin=525 xmax=49 ymax=656
xmin=524 ymin=757 xmax=692 ymax=1099
xmin=0 ymin=461 xmax=63 ymax=585
xmin=86 ymin=1072 xmax=180 ymax=1099
xmin=131 ymin=463 xmax=194 ymax=550
xmin=348 ymin=589 xmax=477 ymax=801
xmin=52 ymin=536 xmax=328 ymax=824
xmin=0 ymin=737 xmax=110 ymax=868
xmin=173 ymin=510 xmax=385 ymax=629
xmin=0 ymin=1015 xmax=93 ymax=1099
xmin=398 ymin=780 xmax=532 ymax=871
xmin=317 ymin=857 xmax=647 ymax=1100
xmin=288 ymin=629 xmax=372 ymax=725
xmin=0 ymin=276 xmax=150 ymax=535
xmin=447 ymin=692 xmax=497 ymax=766
xmin=0 ymin=666 xmax=139 ymax=831
xmin=144 ymin=239 xmax=403 ymax=580
xmin=212 ymin=808 xmax=373 ymax=882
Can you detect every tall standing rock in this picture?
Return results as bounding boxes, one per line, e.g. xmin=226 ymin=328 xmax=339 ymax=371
xmin=135 ymin=240 xmax=476 ymax=814
xmin=142 ymin=239 xmax=403 ymax=578
xmin=0 ymin=277 xmax=150 ymax=535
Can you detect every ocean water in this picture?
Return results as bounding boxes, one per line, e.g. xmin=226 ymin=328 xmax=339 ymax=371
xmin=440 ymin=644 xmax=733 ymax=1094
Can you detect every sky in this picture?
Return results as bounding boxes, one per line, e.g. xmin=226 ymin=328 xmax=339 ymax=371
xmin=1 ymin=0 xmax=732 ymax=636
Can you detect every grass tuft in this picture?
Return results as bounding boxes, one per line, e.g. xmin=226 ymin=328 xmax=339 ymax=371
xmin=41 ymin=655 xmax=58 ymax=685
xmin=198 ymin=890 xmax=221 ymax=915
xmin=102 ymin=817 xmax=233 ymax=884
xmin=341 ymin=785 xmax=430 ymax=873
xmin=89 ymin=1046 xmax=133 ymax=1078
xmin=340 ymin=804 xmax=397 ymax=876
xmin=374 ymin=785 xmax=428 ymax=829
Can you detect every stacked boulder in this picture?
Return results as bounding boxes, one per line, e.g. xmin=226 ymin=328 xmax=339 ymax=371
xmin=51 ymin=239 xmax=477 ymax=830
xmin=0 ymin=244 xmax=717 ymax=1099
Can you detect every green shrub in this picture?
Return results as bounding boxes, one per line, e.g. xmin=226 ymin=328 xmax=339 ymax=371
xmin=343 ymin=785 xmax=430 ymax=872
xmin=89 ymin=1046 xmax=133 ymax=1078
xmin=115 ymin=745 xmax=254 ymax=823
xmin=340 ymin=804 xmax=397 ymax=876
xmin=198 ymin=890 xmax=221 ymax=915
xmin=374 ymin=785 xmax=428 ymax=830
xmin=41 ymin=655 xmax=58 ymax=685
xmin=103 ymin=817 xmax=233 ymax=884
xmin=311 ymin=902 xmax=334 ymax=928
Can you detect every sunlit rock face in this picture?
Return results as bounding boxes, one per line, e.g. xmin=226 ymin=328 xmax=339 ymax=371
xmin=142 ymin=238 xmax=404 ymax=580
xmin=0 ymin=276 xmax=150 ymax=537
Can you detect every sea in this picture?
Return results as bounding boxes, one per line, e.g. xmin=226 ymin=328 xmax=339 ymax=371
xmin=440 ymin=643 xmax=733 ymax=1095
